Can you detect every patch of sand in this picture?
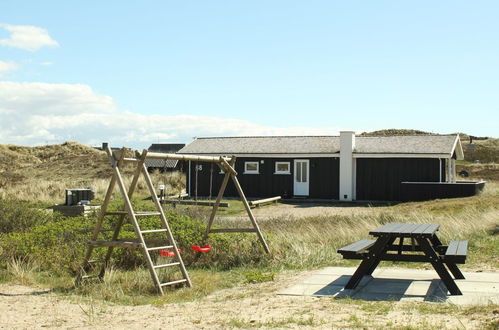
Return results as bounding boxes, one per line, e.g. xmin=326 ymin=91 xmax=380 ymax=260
xmin=0 ymin=270 xmax=491 ymax=329
xmin=247 ymin=202 xmax=385 ymax=220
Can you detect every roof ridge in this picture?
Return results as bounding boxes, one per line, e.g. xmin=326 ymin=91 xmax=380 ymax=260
xmin=195 ymin=135 xmax=338 ymax=139
xmin=358 ymin=134 xmax=454 ymax=138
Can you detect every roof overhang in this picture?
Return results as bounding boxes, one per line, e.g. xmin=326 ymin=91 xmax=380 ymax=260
xmin=178 ymin=153 xmax=341 ymax=158
xmin=353 ymin=153 xmax=451 ymax=159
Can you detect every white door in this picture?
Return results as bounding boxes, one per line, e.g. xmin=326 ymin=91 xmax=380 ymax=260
xmin=294 ymin=159 xmax=309 ymax=196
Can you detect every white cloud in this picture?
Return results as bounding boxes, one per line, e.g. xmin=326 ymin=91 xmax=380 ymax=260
xmin=0 ymin=81 xmax=115 ymax=115
xmin=0 ymin=61 xmax=19 ymax=76
xmin=0 ymin=23 xmax=59 ymax=51
xmin=0 ymin=81 xmax=342 ymax=148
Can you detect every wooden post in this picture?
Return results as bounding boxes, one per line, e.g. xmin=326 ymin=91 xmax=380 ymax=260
xmin=99 ymin=148 xmax=148 ymax=278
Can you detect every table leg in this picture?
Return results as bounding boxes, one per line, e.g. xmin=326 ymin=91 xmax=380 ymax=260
xmin=445 ymin=262 xmax=465 ymax=279
xmin=345 ymin=236 xmax=391 ymax=290
xmin=416 ymin=237 xmax=463 ymax=295
xmin=430 ymin=235 xmax=465 ymax=280
xmin=366 ymin=236 xmax=396 ymax=276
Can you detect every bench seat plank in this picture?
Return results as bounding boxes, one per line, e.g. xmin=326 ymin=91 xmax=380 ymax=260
xmin=444 ymin=240 xmax=468 ymax=264
xmin=338 ymin=239 xmax=376 ymax=254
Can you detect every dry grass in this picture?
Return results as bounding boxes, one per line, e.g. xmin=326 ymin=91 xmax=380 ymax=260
xmin=0 ymin=142 xmax=185 ymax=204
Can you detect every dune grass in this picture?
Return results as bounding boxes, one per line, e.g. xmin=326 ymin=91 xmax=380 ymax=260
xmin=1 ymin=185 xmax=497 ymax=305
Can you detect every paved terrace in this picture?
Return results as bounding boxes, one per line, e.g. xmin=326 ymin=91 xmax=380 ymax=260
xmin=279 ymin=267 xmax=499 ymax=306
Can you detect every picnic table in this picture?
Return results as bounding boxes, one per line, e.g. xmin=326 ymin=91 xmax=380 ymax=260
xmin=338 ymin=223 xmax=468 ymax=295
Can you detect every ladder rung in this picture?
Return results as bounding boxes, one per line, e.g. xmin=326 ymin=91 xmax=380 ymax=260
xmin=104 ymin=211 xmax=161 ymax=217
xmin=154 ymin=262 xmax=180 ymax=269
xmin=147 ymin=245 xmax=174 ymax=251
xmin=135 ymin=212 xmax=162 ymax=216
xmin=88 ymin=240 xmax=143 ymax=248
xmin=105 ymin=211 xmax=128 ymax=216
xmin=141 ymin=229 xmax=168 ymax=234
xmin=81 ymin=274 xmax=100 ymax=280
xmin=160 ymin=279 xmax=188 ymax=287
xmin=209 ymin=228 xmax=257 ymax=233
xmin=88 ymin=259 xmax=105 ymax=264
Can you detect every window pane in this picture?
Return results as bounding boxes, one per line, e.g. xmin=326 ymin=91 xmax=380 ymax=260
xmin=246 ymin=163 xmax=257 ymax=171
xmin=277 ymin=163 xmax=289 ymax=172
xmin=295 ymin=163 xmax=301 ymax=182
xmin=302 ymin=162 xmax=307 ymax=182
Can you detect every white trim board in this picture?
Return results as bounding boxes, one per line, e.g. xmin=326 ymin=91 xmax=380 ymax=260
xmin=353 ymin=153 xmax=451 ymax=159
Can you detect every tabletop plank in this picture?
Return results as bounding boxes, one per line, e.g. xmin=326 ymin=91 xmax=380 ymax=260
xmin=370 ymin=223 xmax=404 ymax=235
xmin=370 ymin=222 xmax=440 ymax=237
xmin=421 ymin=223 xmax=440 ymax=235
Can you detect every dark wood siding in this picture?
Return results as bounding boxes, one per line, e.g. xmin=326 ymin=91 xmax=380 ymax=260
xmin=400 ymin=181 xmax=485 ymax=201
xmin=188 ymin=157 xmax=339 ymax=199
xmin=309 ymin=158 xmax=339 ymax=199
xmin=356 ymin=158 xmax=440 ymax=201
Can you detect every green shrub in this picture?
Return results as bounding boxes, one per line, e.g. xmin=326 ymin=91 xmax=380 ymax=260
xmin=1 ymin=216 xmax=91 ymax=274
xmin=0 ymin=199 xmax=53 ymax=233
xmin=0 ymin=202 xmax=265 ymax=276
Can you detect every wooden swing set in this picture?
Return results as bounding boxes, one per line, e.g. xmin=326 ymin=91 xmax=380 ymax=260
xmin=76 ymin=144 xmax=269 ymax=294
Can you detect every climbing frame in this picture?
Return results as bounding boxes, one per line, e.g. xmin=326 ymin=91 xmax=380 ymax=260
xmin=76 ymin=145 xmax=269 ymax=295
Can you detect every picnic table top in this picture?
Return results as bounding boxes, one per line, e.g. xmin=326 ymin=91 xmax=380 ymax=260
xmin=369 ymin=222 xmax=440 ymax=238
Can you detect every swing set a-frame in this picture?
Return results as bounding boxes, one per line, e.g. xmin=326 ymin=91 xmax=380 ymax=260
xmin=76 ymin=144 xmax=269 ymax=294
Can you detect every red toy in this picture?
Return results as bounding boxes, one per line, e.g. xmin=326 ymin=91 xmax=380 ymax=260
xmin=191 ymin=245 xmax=212 ymax=253
xmin=159 ymin=249 xmax=181 ymax=257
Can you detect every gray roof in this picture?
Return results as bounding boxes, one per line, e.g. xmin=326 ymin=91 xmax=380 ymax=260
xmin=148 ymin=143 xmax=185 ymax=153
xmin=145 ymin=143 xmax=185 ymax=168
xmin=178 ymin=135 xmax=460 ymax=156
xmin=145 ymin=158 xmax=178 ymax=169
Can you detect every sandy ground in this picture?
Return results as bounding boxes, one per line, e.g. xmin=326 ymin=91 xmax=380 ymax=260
xmin=251 ymin=202 xmax=381 ymax=219
xmin=1 ymin=270 xmax=494 ymax=329
xmin=218 ymin=202 xmax=385 ymax=222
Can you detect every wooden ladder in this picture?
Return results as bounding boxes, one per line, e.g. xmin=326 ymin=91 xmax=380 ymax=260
xmin=75 ymin=146 xmax=192 ymax=294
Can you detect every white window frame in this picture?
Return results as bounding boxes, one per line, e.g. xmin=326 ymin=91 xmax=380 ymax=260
xmin=244 ymin=161 xmax=259 ymax=174
xmin=274 ymin=161 xmax=291 ymax=174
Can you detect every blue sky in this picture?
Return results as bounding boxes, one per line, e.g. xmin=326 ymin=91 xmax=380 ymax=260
xmin=1 ymin=1 xmax=497 ymax=148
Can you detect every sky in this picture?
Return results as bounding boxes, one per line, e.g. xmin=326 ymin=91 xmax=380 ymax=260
xmin=0 ymin=1 xmax=498 ymax=149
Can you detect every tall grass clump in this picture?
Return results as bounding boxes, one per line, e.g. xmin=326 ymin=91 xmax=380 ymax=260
xmin=260 ymin=197 xmax=499 ymax=270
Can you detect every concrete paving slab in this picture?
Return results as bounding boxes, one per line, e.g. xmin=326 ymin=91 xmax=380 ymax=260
xmin=277 ymin=267 xmax=499 ymax=306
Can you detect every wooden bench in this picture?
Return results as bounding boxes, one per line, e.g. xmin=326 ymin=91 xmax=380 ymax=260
xmin=249 ymin=196 xmax=281 ymax=208
xmin=337 ymin=239 xmax=376 ymax=259
xmin=443 ymin=240 xmax=468 ymax=264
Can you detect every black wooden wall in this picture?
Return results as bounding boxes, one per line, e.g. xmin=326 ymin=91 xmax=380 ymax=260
xmin=187 ymin=157 xmax=339 ymax=199
xmin=356 ymin=158 xmax=441 ymax=201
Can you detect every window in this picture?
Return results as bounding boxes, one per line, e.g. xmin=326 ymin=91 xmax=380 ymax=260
xmin=275 ymin=161 xmax=290 ymax=174
xmin=244 ymin=161 xmax=259 ymax=174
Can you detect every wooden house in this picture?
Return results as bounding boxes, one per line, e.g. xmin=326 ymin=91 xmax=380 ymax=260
xmin=178 ymin=132 xmax=485 ymax=202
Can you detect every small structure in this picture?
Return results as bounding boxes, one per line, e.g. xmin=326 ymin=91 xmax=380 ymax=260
xmin=52 ymin=188 xmax=100 ymax=217
xmin=178 ymin=132 xmax=485 ymax=202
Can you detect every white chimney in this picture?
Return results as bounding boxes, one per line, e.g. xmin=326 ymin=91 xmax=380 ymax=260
xmin=339 ymin=131 xmax=355 ymax=201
